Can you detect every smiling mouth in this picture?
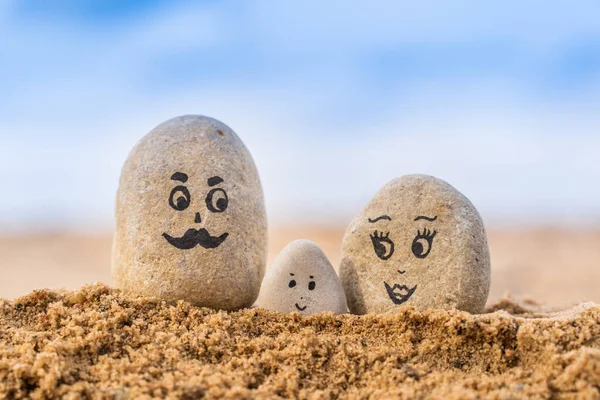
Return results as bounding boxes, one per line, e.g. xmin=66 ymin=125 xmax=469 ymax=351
xmin=383 ymin=282 xmax=417 ymax=305
xmin=295 ymin=303 xmax=307 ymax=311
xmin=162 ymin=228 xmax=229 ymax=250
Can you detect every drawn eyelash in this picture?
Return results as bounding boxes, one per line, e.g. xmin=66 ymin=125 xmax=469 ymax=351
xmin=370 ymin=230 xmax=390 ymax=239
xmin=416 ymin=228 xmax=436 ymax=238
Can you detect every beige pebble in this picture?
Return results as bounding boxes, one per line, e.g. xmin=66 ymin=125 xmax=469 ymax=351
xmin=112 ymin=115 xmax=267 ymax=310
xmin=340 ymin=174 xmax=490 ymax=314
xmin=256 ymin=240 xmax=347 ymax=315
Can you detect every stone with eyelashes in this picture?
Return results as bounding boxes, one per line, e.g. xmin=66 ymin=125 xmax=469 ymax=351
xmin=339 ymin=174 xmax=491 ymax=314
xmin=256 ymin=240 xmax=348 ymax=315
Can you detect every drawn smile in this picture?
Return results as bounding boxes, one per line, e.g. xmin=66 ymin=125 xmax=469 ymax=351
xmin=295 ymin=303 xmax=307 ymax=311
xmin=162 ymin=228 xmax=228 ymax=250
xmin=384 ymin=282 xmax=417 ymax=305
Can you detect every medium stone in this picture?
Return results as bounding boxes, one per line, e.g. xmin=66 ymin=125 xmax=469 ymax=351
xmin=112 ymin=115 xmax=267 ymax=310
xmin=340 ymin=174 xmax=490 ymax=314
xmin=256 ymin=240 xmax=347 ymax=315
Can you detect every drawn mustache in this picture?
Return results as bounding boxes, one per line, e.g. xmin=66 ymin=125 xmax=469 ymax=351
xmin=162 ymin=228 xmax=229 ymax=250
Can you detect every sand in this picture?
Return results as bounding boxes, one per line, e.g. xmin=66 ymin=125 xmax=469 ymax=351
xmin=0 ymin=227 xmax=599 ymax=397
xmin=1 ymin=283 xmax=599 ymax=399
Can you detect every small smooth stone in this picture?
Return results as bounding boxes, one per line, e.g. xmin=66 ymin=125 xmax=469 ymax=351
xmin=340 ymin=174 xmax=490 ymax=314
xmin=256 ymin=240 xmax=347 ymax=315
xmin=112 ymin=115 xmax=267 ymax=310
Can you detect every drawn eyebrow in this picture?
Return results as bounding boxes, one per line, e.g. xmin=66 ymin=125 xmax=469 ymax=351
xmin=414 ymin=215 xmax=438 ymax=222
xmin=368 ymin=215 xmax=391 ymax=223
xmin=290 ymin=273 xmax=295 ymax=276
xmin=207 ymin=176 xmax=224 ymax=186
xmin=171 ymin=172 xmax=188 ymax=183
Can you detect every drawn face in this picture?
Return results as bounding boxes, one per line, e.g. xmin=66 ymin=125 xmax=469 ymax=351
xmin=368 ymin=214 xmax=438 ymax=305
xmin=340 ymin=175 xmax=491 ymax=314
xmin=162 ymin=172 xmax=229 ymax=250
xmin=287 ymin=272 xmax=317 ymax=311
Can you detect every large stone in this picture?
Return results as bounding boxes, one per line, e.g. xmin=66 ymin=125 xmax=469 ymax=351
xmin=256 ymin=240 xmax=347 ymax=315
xmin=112 ymin=115 xmax=267 ymax=310
xmin=340 ymin=175 xmax=490 ymax=314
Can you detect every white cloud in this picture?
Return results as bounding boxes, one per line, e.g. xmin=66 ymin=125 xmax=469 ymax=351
xmin=1 ymin=80 xmax=600 ymax=231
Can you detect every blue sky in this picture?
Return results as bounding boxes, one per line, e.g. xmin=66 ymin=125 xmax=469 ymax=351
xmin=1 ymin=1 xmax=599 ymax=231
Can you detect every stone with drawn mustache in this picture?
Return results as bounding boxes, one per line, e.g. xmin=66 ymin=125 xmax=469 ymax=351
xmin=339 ymin=174 xmax=490 ymax=314
xmin=256 ymin=240 xmax=347 ymax=315
xmin=112 ymin=115 xmax=267 ymax=310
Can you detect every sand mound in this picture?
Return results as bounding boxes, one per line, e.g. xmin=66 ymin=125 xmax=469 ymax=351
xmin=0 ymin=284 xmax=599 ymax=399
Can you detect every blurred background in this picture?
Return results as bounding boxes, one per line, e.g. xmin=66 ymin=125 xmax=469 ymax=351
xmin=1 ymin=0 xmax=599 ymax=307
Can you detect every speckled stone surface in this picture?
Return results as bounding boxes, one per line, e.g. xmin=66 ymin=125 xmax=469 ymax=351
xmin=112 ymin=115 xmax=267 ymax=310
xmin=256 ymin=240 xmax=347 ymax=315
xmin=340 ymin=174 xmax=490 ymax=314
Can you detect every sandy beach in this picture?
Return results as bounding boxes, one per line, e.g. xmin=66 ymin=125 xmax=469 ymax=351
xmin=1 ymin=227 xmax=599 ymax=397
xmin=1 ymin=226 xmax=598 ymax=307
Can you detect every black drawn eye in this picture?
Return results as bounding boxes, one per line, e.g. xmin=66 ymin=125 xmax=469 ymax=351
xmin=370 ymin=230 xmax=395 ymax=260
xmin=168 ymin=186 xmax=191 ymax=211
xmin=412 ymin=228 xmax=437 ymax=259
xmin=205 ymin=188 xmax=228 ymax=213
xmin=289 ymin=279 xmax=296 ymax=288
xmin=308 ymin=281 xmax=316 ymax=290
